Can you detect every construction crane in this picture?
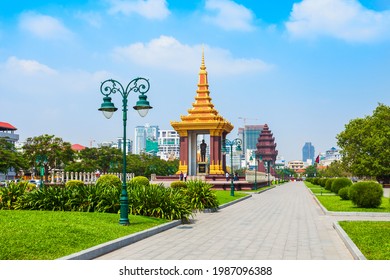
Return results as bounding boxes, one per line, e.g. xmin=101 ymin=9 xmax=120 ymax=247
xmin=238 ymin=117 xmax=259 ymax=125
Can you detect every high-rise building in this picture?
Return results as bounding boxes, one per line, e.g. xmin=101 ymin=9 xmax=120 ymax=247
xmin=238 ymin=125 xmax=264 ymax=165
xmin=302 ymin=142 xmax=315 ymax=164
xmin=158 ymin=130 xmax=180 ymax=160
xmin=134 ymin=124 xmax=159 ymax=154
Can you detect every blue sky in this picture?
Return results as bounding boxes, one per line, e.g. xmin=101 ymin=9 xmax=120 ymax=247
xmin=0 ymin=0 xmax=389 ymax=162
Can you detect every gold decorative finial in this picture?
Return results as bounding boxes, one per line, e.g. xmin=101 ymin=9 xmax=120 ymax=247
xmin=200 ymin=46 xmax=206 ymax=71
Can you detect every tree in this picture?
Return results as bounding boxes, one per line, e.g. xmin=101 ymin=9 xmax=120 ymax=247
xmin=22 ymin=134 xmax=74 ymax=181
xmin=65 ymin=146 xmax=122 ymax=173
xmin=336 ymin=103 xmax=390 ymax=183
xmin=317 ymin=161 xmax=351 ymax=178
xmin=0 ymin=138 xmax=26 ymax=176
xmin=304 ymin=165 xmax=317 ymax=177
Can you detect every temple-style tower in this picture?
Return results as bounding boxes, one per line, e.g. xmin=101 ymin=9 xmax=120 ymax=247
xmin=255 ymin=124 xmax=278 ymax=175
xmin=171 ymin=52 xmax=233 ymax=175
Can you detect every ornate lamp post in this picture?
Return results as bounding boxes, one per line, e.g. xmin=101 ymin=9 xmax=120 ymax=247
xmin=98 ymin=78 xmax=152 ymax=225
xmin=35 ymin=155 xmax=47 ymax=189
xmin=222 ymin=138 xmax=242 ymax=196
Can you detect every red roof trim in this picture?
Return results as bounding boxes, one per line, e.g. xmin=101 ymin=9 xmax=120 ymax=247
xmin=0 ymin=122 xmax=17 ymax=130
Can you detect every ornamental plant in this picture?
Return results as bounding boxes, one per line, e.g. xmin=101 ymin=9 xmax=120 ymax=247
xmin=65 ymin=180 xmax=85 ymax=189
xmin=184 ymin=180 xmax=219 ymax=211
xmin=349 ymin=181 xmax=383 ymax=208
xmin=325 ymin=178 xmax=335 ymax=191
xmin=170 ymin=181 xmax=187 ymax=189
xmin=130 ymin=176 xmax=150 ymax=187
xmin=338 ymin=187 xmax=350 ymax=200
xmin=331 ymin=178 xmax=352 ymax=194
xmin=96 ymin=174 xmax=122 ymax=189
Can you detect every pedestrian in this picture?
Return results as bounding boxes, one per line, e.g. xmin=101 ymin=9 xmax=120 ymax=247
xmin=225 ymin=172 xmax=229 ymax=181
xmin=234 ymin=173 xmax=239 ymax=181
xmin=179 ymin=171 xmax=183 ymax=181
xmin=184 ymin=172 xmax=187 ymax=182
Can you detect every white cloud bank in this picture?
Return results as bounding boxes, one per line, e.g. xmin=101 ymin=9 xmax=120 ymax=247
xmin=19 ymin=12 xmax=73 ymax=40
xmin=203 ymin=0 xmax=255 ymax=31
xmin=112 ymin=35 xmax=272 ymax=76
xmin=286 ymin=0 xmax=390 ymax=42
xmin=108 ymin=0 xmax=170 ymax=20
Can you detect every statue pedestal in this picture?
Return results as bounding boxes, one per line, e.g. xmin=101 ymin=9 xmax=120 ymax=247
xmin=197 ymin=162 xmax=208 ymax=175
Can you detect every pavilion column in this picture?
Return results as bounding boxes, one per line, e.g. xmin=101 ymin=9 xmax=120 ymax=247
xmin=177 ymin=131 xmax=189 ymax=173
xmin=209 ymin=133 xmax=223 ymax=175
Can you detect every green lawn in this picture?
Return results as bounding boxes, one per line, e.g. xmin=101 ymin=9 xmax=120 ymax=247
xmin=305 ymin=182 xmax=333 ymax=194
xmin=339 ymin=221 xmax=390 ymax=260
xmin=0 ymin=210 xmax=168 ymax=260
xmin=316 ymin=195 xmax=390 ymax=212
xmin=215 ymin=190 xmax=249 ymax=205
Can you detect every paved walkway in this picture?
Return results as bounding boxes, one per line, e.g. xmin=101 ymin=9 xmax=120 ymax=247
xmin=95 ymin=181 xmax=390 ymax=260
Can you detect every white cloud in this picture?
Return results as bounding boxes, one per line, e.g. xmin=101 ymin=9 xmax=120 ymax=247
xmin=19 ymin=12 xmax=73 ymax=40
xmin=75 ymin=11 xmax=102 ymax=28
xmin=203 ymin=0 xmax=255 ymax=31
xmin=108 ymin=0 xmax=170 ymax=20
xmin=112 ymin=35 xmax=272 ymax=76
xmin=285 ymin=0 xmax=390 ymax=42
xmin=4 ymin=56 xmax=57 ymax=76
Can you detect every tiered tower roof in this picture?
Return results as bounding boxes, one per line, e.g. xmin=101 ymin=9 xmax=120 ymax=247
xmin=171 ymin=51 xmax=233 ymax=136
xmin=256 ymin=124 xmax=278 ymax=162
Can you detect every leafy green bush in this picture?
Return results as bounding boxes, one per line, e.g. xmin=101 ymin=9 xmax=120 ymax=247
xmin=170 ymin=181 xmax=187 ymax=189
xmin=349 ymin=181 xmax=383 ymax=208
xmin=184 ymin=180 xmax=219 ymax=211
xmin=128 ymin=182 xmax=192 ymax=220
xmin=0 ymin=182 xmax=28 ymax=209
xmin=325 ymin=178 xmax=334 ymax=191
xmin=131 ymin=176 xmax=150 ymax=186
xmin=331 ymin=178 xmax=352 ymax=194
xmin=319 ymin=178 xmax=328 ymax=188
xmin=96 ymin=174 xmax=122 ymax=189
xmin=312 ymin=178 xmax=320 ymax=185
xmin=338 ymin=187 xmax=350 ymax=200
xmin=65 ymin=180 xmax=85 ymax=189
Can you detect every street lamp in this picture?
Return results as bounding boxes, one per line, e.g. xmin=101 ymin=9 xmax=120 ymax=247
xmin=35 ymin=155 xmax=47 ymax=189
xmin=222 ymin=138 xmax=242 ymax=196
xmin=250 ymin=152 xmax=262 ymax=190
xmin=98 ymin=77 xmax=152 ymax=225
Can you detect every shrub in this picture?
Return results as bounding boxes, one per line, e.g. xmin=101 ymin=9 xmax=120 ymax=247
xmin=131 ymin=176 xmax=150 ymax=187
xmin=96 ymin=174 xmax=122 ymax=190
xmin=170 ymin=181 xmax=187 ymax=189
xmin=325 ymin=178 xmax=334 ymax=191
xmin=312 ymin=178 xmax=320 ymax=185
xmin=319 ymin=178 xmax=328 ymax=188
xmin=331 ymin=178 xmax=352 ymax=194
xmin=338 ymin=187 xmax=350 ymax=200
xmin=184 ymin=180 xmax=219 ymax=211
xmin=0 ymin=181 xmax=28 ymax=209
xmin=65 ymin=180 xmax=85 ymax=189
xmin=128 ymin=182 xmax=192 ymax=220
xmin=349 ymin=181 xmax=383 ymax=208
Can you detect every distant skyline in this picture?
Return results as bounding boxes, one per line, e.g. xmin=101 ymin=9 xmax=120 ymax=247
xmin=1 ymin=0 xmax=389 ymax=162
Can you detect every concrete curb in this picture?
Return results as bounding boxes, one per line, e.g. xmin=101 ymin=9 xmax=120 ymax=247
xmin=333 ymin=222 xmax=366 ymax=260
xmin=58 ymin=220 xmax=182 ymax=260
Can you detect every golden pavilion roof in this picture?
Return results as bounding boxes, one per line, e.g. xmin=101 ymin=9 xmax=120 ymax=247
xmin=171 ymin=52 xmax=233 ymax=136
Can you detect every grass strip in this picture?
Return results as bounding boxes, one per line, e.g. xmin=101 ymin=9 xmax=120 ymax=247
xmin=0 ymin=210 xmax=167 ymax=260
xmin=339 ymin=221 xmax=390 ymax=260
xmin=316 ymin=195 xmax=390 ymax=212
xmin=215 ymin=190 xmax=248 ymax=205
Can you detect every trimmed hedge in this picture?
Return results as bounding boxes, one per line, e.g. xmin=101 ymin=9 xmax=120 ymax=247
xmin=96 ymin=174 xmax=122 ymax=189
xmin=170 ymin=181 xmax=187 ymax=189
xmin=331 ymin=178 xmax=352 ymax=194
xmin=325 ymin=178 xmax=335 ymax=191
xmin=65 ymin=180 xmax=85 ymax=189
xmin=338 ymin=187 xmax=350 ymax=200
xmin=349 ymin=181 xmax=383 ymax=208
xmin=131 ymin=176 xmax=150 ymax=186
